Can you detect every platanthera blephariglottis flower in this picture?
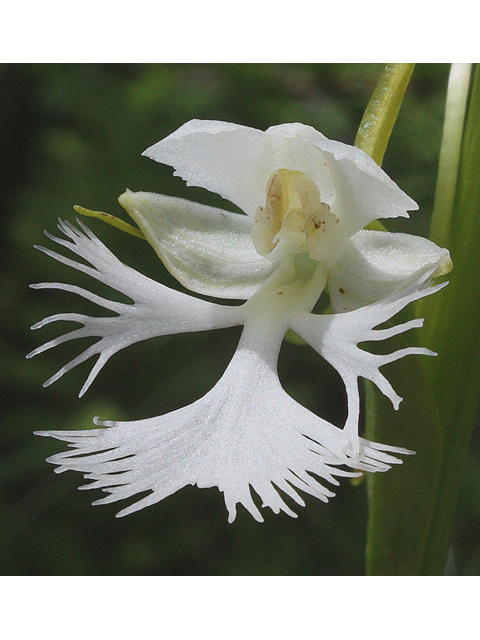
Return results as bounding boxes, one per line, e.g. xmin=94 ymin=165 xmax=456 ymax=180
xmin=29 ymin=120 xmax=452 ymax=522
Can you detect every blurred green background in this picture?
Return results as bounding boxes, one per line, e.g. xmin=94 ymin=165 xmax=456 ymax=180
xmin=1 ymin=63 xmax=479 ymax=575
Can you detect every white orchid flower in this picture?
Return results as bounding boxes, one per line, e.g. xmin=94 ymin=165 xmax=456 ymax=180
xmin=29 ymin=120 xmax=452 ymax=523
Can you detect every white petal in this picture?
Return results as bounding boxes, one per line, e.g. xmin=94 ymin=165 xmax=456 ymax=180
xmin=119 ymin=190 xmax=274 ymax=300
xmin=291 ymin=264 xmax=448 ymax=452
xmin=143 ymin=120 xmax=271 ymax=218
xmin=36 ymin=343 xmax=404 ymax=523
xmin=28 ymin=220 xmax=242 ymax=396
xmin=143 ymin=120 xmax=417 ymax=238
xmin=269 ymin=124 xmax=418 ymax=235
xmin=328 ymin=230 xmax=453 ymax=312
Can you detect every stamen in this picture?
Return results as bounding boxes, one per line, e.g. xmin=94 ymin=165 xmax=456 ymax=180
xmin=251 ymin=168 xmax=338 ymax=262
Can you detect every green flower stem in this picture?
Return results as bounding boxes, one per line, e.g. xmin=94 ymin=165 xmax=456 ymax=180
xmin=355 ymin=64 xmax=415 ymax=166
xmin=358 ymin=63 xmax=414 ymax=233
xmin=417 ymin=64 xmax=480 ymax=575
xmin=354 ymin=64 xmax=443 ymax=574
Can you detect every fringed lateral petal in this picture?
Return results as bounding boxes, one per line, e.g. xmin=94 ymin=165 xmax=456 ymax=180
xmin=28 ymin=220 xmax=243 ymax=395
xmin=291 ymin=263 xmax=448 ymax=452
xmin=36 ymin=346 xmax=406 ymax=523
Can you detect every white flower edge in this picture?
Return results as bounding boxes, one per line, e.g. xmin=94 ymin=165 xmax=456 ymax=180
xmin=35 ymin=347 xmax=410 ymax=523
xmin=27 ymin=219 xmax=243 ymax=397
xmin=291 ymin=263 xmax=448 ymax=453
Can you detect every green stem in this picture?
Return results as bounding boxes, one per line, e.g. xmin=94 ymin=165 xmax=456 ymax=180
xmin=355 ymin=64 xmax=415 ymax=166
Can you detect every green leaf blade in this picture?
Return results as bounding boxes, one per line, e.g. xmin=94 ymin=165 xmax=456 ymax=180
xmin=417 ymin=64 xmax=480 ymax=574
xmin=354 ymin=63 xmax=443 ymax=575
xmin=365 ymin=346 xmax=443 ymax=574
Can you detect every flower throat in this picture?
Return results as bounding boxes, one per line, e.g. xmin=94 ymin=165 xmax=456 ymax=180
xmin=251 ymin=168 xmax=339 ymax=262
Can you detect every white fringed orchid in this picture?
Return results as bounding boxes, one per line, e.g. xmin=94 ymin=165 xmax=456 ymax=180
xmin=29 ymin=120 xmax=452 ymax=522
